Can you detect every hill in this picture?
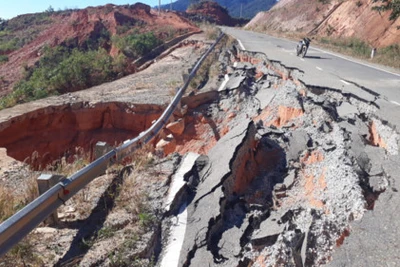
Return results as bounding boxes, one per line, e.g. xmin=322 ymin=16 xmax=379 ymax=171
xmin=246 ymin=0 xmax=400 ymax=48
xmin=185 ymin=1 xmax=249 ymax=26
xmin=0 ymin=3 xmax=200 ymax=107
xmin=162 ymin=0 xmax=277 ymax=19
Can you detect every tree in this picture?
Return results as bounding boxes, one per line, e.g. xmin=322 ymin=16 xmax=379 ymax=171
xmin=372 ymin=0 xmax=400 ymax=21
xmin=0 ymin=18 xmax=6 ymax=31
xmin=45 ymin=5 xmax=55 ymax=14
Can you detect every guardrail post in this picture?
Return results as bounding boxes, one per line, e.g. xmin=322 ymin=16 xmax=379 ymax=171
xmin=37 ymin=174 xmax=64 ymax=225
xmin=371 ymin=48 xmax=376 ymax=59
xmin=94 ymin=141 xmax=112 ymax=160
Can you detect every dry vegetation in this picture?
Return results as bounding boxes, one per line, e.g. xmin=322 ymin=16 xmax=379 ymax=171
xmin=0 ymin=175 xmax=41 ymax=266
xmin=189 ymin=25 xmax=234 ymax=91
xmin=316 ymin=36 xmax=400 ymax=69
xmin=0 ymin=140 xmax=169 ymax=266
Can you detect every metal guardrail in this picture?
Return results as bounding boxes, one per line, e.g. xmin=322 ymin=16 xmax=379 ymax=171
xmin=0 ymin=33 xmax=225 ymax=257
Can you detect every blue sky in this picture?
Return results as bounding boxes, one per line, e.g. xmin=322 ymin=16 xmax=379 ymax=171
xmin=0 ymin=1 xmax=164 ymax=19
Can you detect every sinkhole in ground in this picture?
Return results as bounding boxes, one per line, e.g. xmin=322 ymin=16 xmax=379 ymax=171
xmin=0 ymin=102 xmax=164 ymax=170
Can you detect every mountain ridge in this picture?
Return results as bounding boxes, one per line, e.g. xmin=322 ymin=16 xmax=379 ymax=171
xmin=161 ymin=0 xmax=277 ymax=19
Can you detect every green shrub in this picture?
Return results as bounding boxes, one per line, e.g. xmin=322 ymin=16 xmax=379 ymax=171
xmin=333 ymin=38 xmax=370 ymax=57
xmin=0 ymin=38 xmax=18 ymax=53
xmin=0 ymin=45 xmax=119 ymax=109
xmin=0 ymin=55 xmax=8 ymax=64
xmin=19 ymin=47 xmax=116 ymax=94
xmin=84 ymin=27 xmax=110 ymax=51
xmin=5 ymin=13 xmax=52 ymax=31
xmin=112 ymin=31 xmax=162 ymax=58
xmin=374 ymin=44 xmax=400 ymax=69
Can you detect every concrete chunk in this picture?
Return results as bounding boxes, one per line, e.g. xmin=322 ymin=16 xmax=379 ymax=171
xmin=224 ymin=75 xmax=246 ymax=91
xmin=255 ymin=88 xmax=276 ymax=109
xmin=364 ymin=145 xmax=386 ymax=176
xmin=337 ymin=102 xmax=359 ymax=119
xmin=287 ymin=130 xmax=310 ymax=161
xmin=284 ymin=170 xmax=296 ymax=188
xmin=219 ymin=226 xmax=245 ymax=257
xmin=369 ymin=175 xmax=388 ymax=192
xmin=252 ymin=211 xmax=287 ymax=247
xmin=233 ymin=62 xmax=255 ymax=70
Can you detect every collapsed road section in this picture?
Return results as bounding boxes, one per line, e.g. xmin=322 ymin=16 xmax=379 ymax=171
xmin=1 ymin=36 xmax=398 ymax=266
xmin=158 ymin=45 xmax=400 ymax=266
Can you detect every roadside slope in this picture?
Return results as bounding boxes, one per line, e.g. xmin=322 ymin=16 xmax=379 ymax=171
xmin=246 ymin=0 xmax=400 ymax=48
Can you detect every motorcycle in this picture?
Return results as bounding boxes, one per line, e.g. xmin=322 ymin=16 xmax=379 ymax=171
xmin=296 ymin=38 xmax=311 ymax=58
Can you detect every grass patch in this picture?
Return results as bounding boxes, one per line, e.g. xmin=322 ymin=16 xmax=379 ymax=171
xmin=199 ymin=23 xmax=220 ymax=40
xmin=112 ymin=31 xmax=162 ymax=58
xmin=0 ymin=175 xmax=41 ymax=266
xmin=2 ymin=236 xmax=43 ymax=267
xmin=318 ymin=37 xmax=370 ymax=58
xmin=49 ymin=147 xmax=90 ymax=176
xmin=0 ymin=176 xmax=38 ymax=223
xmin=0 ymin=38 xmax=18 ymax=53
xmin=189 ymin=33 xmax=231 ymax=91
xmin=373 ymin=44 xmax=400 ymax=69
xmin=315 ymin=36 xmax=400 ymax=69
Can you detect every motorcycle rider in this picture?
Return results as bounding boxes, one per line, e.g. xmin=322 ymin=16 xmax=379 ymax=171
xmin=296 ymin=37 xmax=311 ymax=57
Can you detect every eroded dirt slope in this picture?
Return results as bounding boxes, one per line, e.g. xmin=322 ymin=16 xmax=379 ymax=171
xmin=246 ymin=0 xmax=400 ymax=48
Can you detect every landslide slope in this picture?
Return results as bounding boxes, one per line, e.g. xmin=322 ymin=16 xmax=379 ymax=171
xmin=0 ymin=3 xmax=199 ymax=97
xmin=246 ymin=0 xmax=400 ymax=48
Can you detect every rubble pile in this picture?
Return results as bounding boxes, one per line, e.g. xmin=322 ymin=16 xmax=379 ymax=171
xmin=160 ymin=45 xmax=400 ymax=266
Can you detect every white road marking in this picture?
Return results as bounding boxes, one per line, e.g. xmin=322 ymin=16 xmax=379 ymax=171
xmin=218 ymin=74 xmax=230 ymax=91
xmin=161 ymin=153 xmax=199 ymax=267
xmin=340 ymin=80 xmax=350 ymax=85
xmin=312 ymin=47 xmax=400 ymax=78
xmin=390 ymin=101 xmax=400 ymax=106
xmin=300 ymin=58 xmax=305 ymax=61
xmin=316 ymin=66 xmax=323 ymax=71
xmin=237 ymin=39 xmax=246 ymax=50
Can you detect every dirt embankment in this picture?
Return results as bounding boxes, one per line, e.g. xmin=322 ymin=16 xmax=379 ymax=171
xmin=246 ymin=0 xmax=400 ymax=48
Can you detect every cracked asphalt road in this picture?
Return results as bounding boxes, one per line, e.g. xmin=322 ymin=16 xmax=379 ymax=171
xmin=219 ymin=28 xmax=400 ymax=266
xmin=221 ymin=27 xmax=400 ymax=106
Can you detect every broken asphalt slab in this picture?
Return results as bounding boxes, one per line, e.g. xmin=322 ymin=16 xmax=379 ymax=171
xmin=178 ymin=119 xmax=252 ymax=266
